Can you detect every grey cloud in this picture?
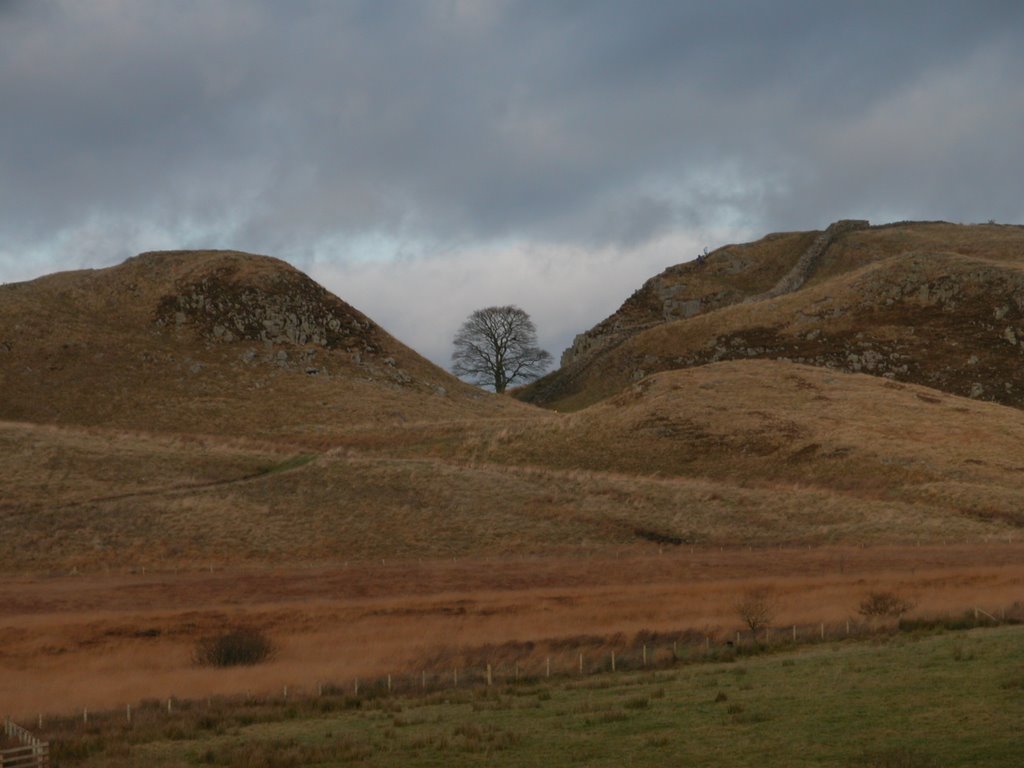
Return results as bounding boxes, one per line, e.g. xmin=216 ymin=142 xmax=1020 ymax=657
xmin=2 ymin=2 xmax=1024 ymax=298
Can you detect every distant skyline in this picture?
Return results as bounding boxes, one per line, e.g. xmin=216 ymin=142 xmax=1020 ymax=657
xmin=3 ymin=1 xmax=1023 ymax=366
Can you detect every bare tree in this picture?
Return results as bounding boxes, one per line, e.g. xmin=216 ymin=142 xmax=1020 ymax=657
xmin=451 ymin=305 xmax=552 ymax=393
xmin=734 ymin=588 xmax=778 ymax=636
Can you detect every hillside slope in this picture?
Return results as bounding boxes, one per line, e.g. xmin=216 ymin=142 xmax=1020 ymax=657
xmin=5 ymin=243 xmax=1024 ymax=571
xmin=521 ymin=221 xmax=1024 ymax=410
xmin=0 ymin=250 xmax=536 ymax=438
xmin=5 ymin=359 xmax=1022 ymax=571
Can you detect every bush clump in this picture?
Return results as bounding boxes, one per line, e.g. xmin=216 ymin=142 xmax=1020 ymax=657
xmin=195 ymin=627 xmax=274 ymax=667
xmin=858 ymin=591 xmax=915 ymax=619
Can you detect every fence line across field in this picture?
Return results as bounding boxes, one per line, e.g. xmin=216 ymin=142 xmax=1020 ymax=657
xmin=1 ymin=617 xmax=940 ymax=726
xmin=18 ymin=606 xmax=1017 ymax=743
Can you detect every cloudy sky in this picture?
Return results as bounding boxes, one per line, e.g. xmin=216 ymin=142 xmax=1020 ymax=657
xmin=2 ymin=1 xmax=1023 ymax=367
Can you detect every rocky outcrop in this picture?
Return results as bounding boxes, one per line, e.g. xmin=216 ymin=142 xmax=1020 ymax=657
xmin=521 ymin=221 xmax=1024 ymax=411
xmin=560 ymin=262 xmax=749 ymax=369
xmin=559 ymin=222 xmax=867 ymax=370
xmin=154 ymin=264 xmax=383 ymax=356
xmin=613 ymin=255 xmax=1024 ymax=407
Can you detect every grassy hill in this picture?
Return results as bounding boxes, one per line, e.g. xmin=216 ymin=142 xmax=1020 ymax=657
xmin=4 ymin=240 xmax=1024 ymax=571
xmin=5 ymin=359 xmax=1022 ymax=570
xmin=520 ymin=221 xmax=1024 ymax=411
xmin=0 ymin=250 xmax=535 ymax=438
xmin=7 ymin=236 xmax=1024 ymax=768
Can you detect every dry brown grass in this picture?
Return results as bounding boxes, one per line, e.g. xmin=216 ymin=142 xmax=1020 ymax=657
xmin=5 ymin=360 xmax=1024 ymax=571
xmin=5 ymin=240 xmax=1024 ymax=728
xmin=812 ymin=221 xmax=1024 ymax=283
xmin=2 ymin=545 xmax=1023 ymax=718
xmin=0 ymin=250 xmax=537 ymax=437
xmin=487 ymin=361 xmax=1024 ymax=485
xmin=391 ymin=362 xmax=1024 ymax=547
xmin=525 ymin=222 xmax=1024 ymax=411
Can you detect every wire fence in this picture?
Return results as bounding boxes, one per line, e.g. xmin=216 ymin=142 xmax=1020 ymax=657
xmin=24 ymin=604 xmax=1022 ymax=749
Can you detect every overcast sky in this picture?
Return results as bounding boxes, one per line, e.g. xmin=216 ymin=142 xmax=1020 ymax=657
xmin=2 ymin=1 xmax=1023 ymax=367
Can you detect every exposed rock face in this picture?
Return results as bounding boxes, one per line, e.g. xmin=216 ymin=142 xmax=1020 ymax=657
xmin=589 ymin=255 xmax=1024 ymax=407
xmin=154 ymin=262 xmax=382 ymax=355
xmin=0 ymin=249 xmax=508 ymax=435
xmin=521 ymin=221 xmax=1024 ymax=411
xmin=560 ymin=222 xmax=869 ymax=369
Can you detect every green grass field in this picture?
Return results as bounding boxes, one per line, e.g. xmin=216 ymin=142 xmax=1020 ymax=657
xmin=45 ymin=624 xmax=1024 ymax=767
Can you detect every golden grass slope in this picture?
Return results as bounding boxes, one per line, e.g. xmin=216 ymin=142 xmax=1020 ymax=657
xmin=522 ymin=222 xmax=1024 ymax=410
xmin=389 ymin=360 xmax=1024 ymax=545
xmin=4 ymin=240 xmax=1024 ymax=571
xmin=0 ymin=250 xmax=537 ymax=437
xmin=481 ymin=360 xmax=1024 ymax=492
xmin=6 ymin=360 xmax=1022 ymax=571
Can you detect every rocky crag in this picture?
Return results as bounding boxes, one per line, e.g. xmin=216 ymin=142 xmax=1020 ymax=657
xmin=0 ymin=250 xmax=526 ymax=435
xmin=521 ymin=221 xmax=1024 ymax=410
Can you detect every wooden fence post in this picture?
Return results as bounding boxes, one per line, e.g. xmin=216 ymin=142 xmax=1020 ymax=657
xmin=792 ymin=625 xmax=797 ymax=642
xmin=127 ymin=704 xmax=131 ymax=724
xmin=354 ymin=678 xmax=359 ymax=695
xmin=643 ymin=644 xmax=648 ymax=666
xmin=611 ymin=651 xmax=616 ymax=672
xmin=486 ymin=664 xmax=492 ymax=686
xmin=387 ymin=674 xmax=392 ymax=693
xmin=579 ymin=653 xmax=584 ymax=674
xmin=546 ymin=657 xmax=551 ymax=678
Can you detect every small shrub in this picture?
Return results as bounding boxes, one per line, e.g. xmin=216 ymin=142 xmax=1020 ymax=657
xmin=858 ymin=591 xmax=915 ymax=619
xmin=195 ymin=627 xmax=274 ymax=667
